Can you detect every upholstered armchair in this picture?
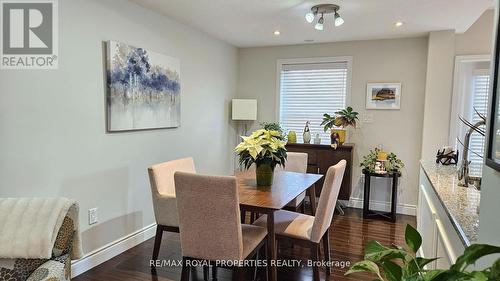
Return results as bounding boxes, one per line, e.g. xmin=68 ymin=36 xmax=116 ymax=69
xmin=148 ymin=157 xmax=196 ymax=261
xmin=0 ymin=204 xmax=79 ymax=281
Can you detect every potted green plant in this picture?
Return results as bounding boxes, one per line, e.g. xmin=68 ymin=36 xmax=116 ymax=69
xmin=361 ymin=147 xmax=405 ymax=173
xmin=321 ymin=106 xmax=359 ymax=145
xmin=235 ymin=129 xmax=287 ymax=186
xmin=346 ymin=224 xmax=500 ymax=280
xmin=261 ymin=122 xmax=285 ymax=137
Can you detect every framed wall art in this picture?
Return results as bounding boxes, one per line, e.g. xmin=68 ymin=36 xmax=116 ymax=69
xmin=106 ymin=41 xmax=181 ymax=132
xmin=366 ymin=82 xmax=401 ymax=110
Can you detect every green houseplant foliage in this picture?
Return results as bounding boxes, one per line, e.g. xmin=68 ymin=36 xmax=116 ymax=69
xmin=345 ymin=224 xmax=500 ymax=281
xmin=321 ymin=106 xmax=359 ymax=131
xmin=261 ymin=122 xmax=284 ymax=135
xmin=235 ymin=129 xmax=287 ymax=186
xmin=361 ymin=147 xmax=405 ymax=173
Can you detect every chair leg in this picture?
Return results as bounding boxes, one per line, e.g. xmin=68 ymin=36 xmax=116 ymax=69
xmin=241 ymin=210 xmax=246 ymax=223
xmin=250 ymin=212 xmax=256 ymax=223
xmin=322 ymin=230 xmax=331 ymax=275
xmin=181 ymin=257 xmax=190 ymax=281
xmin=253 ymin=247 xmax=259 ymax=281
xmin=152 ymin=225 xmax=163 ymax=261
xmin=212 ymin=264 xmax=218 ymax=280
xmin=204 ymin=265 xmax=209 ymax=281
xmin=232 ymin=267 xmax=245 ymax=281
xmin=310 ymin=243 xmax=320 ymax=281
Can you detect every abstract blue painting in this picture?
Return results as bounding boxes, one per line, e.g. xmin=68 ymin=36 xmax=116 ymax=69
xmin=106 ymin=41 xmax=180 ymax=131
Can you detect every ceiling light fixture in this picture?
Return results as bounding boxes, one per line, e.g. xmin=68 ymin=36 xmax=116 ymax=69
xmin=274 ymin=30 xmax=281 ymax=35
xmin=315 ymin=14 xmax=324 ymax=31
xmin=334 ymin=11 xmax=344 ymax=27
xmin=395 ymin=21 xmax=404 ymax=27
xmin=305 ymin=4 xmax=344 ymax=31
xmin=305 ymin=12 xmax=315 ymax=23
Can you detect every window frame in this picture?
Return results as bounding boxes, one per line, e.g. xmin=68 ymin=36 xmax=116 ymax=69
xmin=275 ymin=56 xmax=353 ymax=122
xmin=449 ymin=55 xmax=491 ymax=146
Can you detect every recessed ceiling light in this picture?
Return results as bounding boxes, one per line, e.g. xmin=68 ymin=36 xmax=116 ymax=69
xmin=395 ymin=21 xmax=404 ymax=27
xmin=274 ymin=30 xmax=281 ymax=35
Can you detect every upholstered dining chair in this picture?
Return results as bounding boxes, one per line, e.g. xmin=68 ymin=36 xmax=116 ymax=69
xmin=148 ymin=157 xmax=196 ymax=261
xmin=254 ymin=160 xmax=346 ymax=281
xmin=246 ymin=152 xmax=309 ymax=224
xmin=174 ymin=172 xmax=268 ymax=281
xmin=276 ymin=152 xmax=309 ymax=213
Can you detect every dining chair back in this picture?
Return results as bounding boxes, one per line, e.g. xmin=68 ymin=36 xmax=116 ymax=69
xmin=174 ymin=172 xmax=244 ymax=261
xmin=148 ymin=157 xmax=196 ymax=227
xmin=275 ymin=152 xmax=308 ymax=173
xmin=148 ymin=157 xmax=196 ymax=261
xmin=310 ymin=160 xmax=346 ymax=243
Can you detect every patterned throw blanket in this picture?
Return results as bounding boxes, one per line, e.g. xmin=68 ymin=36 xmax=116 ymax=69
xmin=0 ymin=198 xmax=82 ymax=281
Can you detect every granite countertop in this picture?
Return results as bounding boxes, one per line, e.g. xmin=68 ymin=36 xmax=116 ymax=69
xmin=420 ymin=161 xmax=481 ymax=245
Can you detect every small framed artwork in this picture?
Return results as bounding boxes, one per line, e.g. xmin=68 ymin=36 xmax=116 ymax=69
xmin=366 ymin=83 xmax=401 ymax=110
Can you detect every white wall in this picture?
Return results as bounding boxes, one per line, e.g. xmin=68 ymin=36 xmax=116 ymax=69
xmin=238 ymin=37 xmax=428 ymax=213
xmin=421 ymin=11 xmax=494 ymax=161
xmin=421 ymin=30 xmax=456 ymax=161
xmin=0 ymin=0 xmax=238 ymax=254
xmin=456 ymin=10 xmax=495 ymax=56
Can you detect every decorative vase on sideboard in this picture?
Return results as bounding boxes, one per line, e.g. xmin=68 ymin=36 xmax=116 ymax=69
xmin=331 ymin=128 xmax=346 ymax=145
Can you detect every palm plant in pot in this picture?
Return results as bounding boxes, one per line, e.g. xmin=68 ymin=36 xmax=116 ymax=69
xmin=235 ymin=129 xmax=287 ymax=186
xmin=321 ymin=106 xmax=359 ymax=145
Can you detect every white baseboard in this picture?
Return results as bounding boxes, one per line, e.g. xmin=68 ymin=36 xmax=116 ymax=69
xmin=71 ymin=223 xmax=157 ymax=278
xmin=347 ymin=197 xmax=416 ymax=216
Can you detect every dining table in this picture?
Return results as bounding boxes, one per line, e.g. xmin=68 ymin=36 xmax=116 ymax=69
xmin=235 ymin=170 xmax=323 ymax=281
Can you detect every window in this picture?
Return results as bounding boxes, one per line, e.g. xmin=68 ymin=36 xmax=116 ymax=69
xmin=469 ymin=71 xmax=490 ymax=176
xmin=278 ymin=58 xmax=352 ymax=143
xmin=451 ymin=57 xmax=491 ymax=177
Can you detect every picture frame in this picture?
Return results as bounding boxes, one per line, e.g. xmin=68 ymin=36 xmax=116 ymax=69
xmin=366 ymin=83 xmax=401 ymax=110
xmin=105 ymin=41 xmax=181 ymax=132
xmin=486 ymin=9 xmax=500 ymax=172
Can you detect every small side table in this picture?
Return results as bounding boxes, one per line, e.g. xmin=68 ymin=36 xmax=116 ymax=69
xmin=362 ymin=169 xmax=401 ymax=222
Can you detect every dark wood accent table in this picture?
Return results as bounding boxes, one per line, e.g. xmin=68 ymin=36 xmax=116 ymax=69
xmin=235 ymin=170 xmax=323 ymax=281
xmin=362 ymin=169 xmax=401 ymax=223
xmin=285 ymin=143 xmax=354 ymax=200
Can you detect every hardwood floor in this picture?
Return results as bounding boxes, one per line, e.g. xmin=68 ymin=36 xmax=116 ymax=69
xmin=73 ymin=208 xmax=415 ymax=281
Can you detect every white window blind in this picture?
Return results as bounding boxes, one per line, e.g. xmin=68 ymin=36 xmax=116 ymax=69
xmin=279 ymin=61 xmax=349 ymax=143
xmin=469 ymin=72 xmax=490 ymax=176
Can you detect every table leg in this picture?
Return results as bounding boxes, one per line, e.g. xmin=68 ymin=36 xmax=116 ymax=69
xmin=391 ymin=175 xmax=398 ymax=222
xmin=363 ymin=173 xmax=371 ymax=218
xmin=267 ymin=211 xmax=276 ymax=281
xmin=309 ymin=186 xmax=317 ymax=216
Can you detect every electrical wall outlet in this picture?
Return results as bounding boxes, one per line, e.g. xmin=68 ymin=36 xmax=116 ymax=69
xmin=88 ymin=208 xmax=98 ymax=225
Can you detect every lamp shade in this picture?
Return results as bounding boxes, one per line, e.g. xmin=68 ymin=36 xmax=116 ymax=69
xmin=232 ymin=99 xmax=257 ymax=121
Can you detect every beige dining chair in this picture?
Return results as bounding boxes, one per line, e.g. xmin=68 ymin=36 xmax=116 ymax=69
xmin=174 ymin=172 xmax=268 ymax=281
xmin=148 ymin=157 xmax=196 ymax=261
xmin=276 ymin=152 xmax=309 ymax=213
xmin=254 ymin=160 xmax=346 ymax=281
xmin=247 ymin=152 xmax=309 ymax=223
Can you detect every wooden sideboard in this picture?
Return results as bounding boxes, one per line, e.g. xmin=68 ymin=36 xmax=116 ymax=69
xmin=285 ymin=143 xmax=354 ymax=200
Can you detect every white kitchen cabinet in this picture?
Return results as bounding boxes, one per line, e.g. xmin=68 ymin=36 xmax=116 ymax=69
xmin=418 ymin=167 xmax=465 ymax=269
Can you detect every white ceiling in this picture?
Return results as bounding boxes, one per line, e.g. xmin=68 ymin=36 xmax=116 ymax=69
xmin=131 ymin=0 xmax=494 ymax=47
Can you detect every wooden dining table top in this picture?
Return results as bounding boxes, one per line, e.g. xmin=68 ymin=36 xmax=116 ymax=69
xmin=235 ymin=170 xmax=323 ymax=210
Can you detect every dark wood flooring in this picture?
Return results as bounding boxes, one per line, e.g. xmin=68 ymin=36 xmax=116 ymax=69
xmin=73 ymin=208 xmax=415 ymax=281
